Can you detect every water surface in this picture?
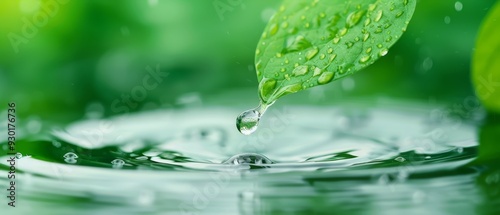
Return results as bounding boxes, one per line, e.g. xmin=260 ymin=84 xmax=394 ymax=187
xmin=1 ymin=100 xmax=498 ymax=215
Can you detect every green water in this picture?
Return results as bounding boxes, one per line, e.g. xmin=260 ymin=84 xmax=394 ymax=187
xmin=1 ymin=100 xmax=499 ymax=215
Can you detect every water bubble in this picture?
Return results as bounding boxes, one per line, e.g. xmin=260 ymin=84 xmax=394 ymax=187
xmin=15 ymin=152 xmax=23 ymax=159
xmin=313 ymin=67 xmax=322 ymax=76
xmin=27 ymin=116 xmax=42 ymax=134
xmin=395 ymin=157 xmax=406 ymax=162
xmin=318 ymin=72 xmax=334 ymax=85
xmin=292 ymin=65 xmax=309 ymax=76
xmin=284 ymin=35 xmax=312 ymax=53
xmin=341 ymin=78 xmax=355 ymax=91
xmin=281 ymin=22 xmax=289 ymax=28
xmin=329 ymin=54 xmax=337 ymax=63
xmin=305 ymin=47 xmax=319 ymax=60
xmin=379 ymin=48 xmax=389 ymax=57
xmin=456 ymin=147 xmax=464 ymax=153
xmin=346 ymin=10 xmax=365 ymax=27
xmin=269 ymin=23 xmax=279 ymax=36
xmin=359 ymin=55 xmax=371 ymax=63
xmin=364 ymin=18 xmax=371 ymax=26
xmin=64 ymin=152 xmax=78 ymax=164
xmin=223 ymin=153 xmax=273 ymax=165
xmin=422 ymin=57 xmax=433 ymax=71
xmin=332 ymin=37 xmax=340 ymax=44
xmin=444 ymin=16 xmax=451 ymax=24
xmin=395 ymin=11 xmax=404 ymax=18
xmin=374 ymin=10 xmax=383 ymax=22
xmin=339 ymin=28 xmax=348 ymax=36
xmin=363 ymin=33 xmax=370 ymax=41
xmin=52 ymin=141 xmax=62 ymax=148
xmin=368 ymin=3 xmax=377 ymax=12
xmin=454 ymin=2 xmax=463 ymax=12
xmin=485 ymin=172 xmax=500 ymax=185
xmin=136 ymin=156 xmax=149 ymax=160
xmin=111 ymin=159 xmax=125 ymax=169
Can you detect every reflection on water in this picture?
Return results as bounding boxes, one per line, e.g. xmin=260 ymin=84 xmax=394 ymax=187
xmin=1 ymin=101 xmax=499 ymax=215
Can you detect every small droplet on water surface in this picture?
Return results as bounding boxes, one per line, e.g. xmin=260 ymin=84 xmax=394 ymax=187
xmin=111 ymin=159 xmax=125 ymax=169
xmin=63 ymin=152 xmax=78 ymax=164
xmin=395 ymin=156 xmax=406 ymax=162
xmin=15 ymin=152 xmax=23 ymax=159
xmin=236 ymin=103 xmax=270 ymax=135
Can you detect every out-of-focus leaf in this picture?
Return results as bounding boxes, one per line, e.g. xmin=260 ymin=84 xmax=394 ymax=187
xmin=473 ymin=1 xmax=500 ymax=113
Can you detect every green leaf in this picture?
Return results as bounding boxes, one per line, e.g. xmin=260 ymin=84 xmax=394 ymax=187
xmin=255 ymin=0 xmax=416 ymax=104
xmin=473 ymin=1 xmax=500 ymax=113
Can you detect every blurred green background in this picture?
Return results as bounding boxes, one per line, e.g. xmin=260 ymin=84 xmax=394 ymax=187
xmin=0 ymin=0 xmax=497 ymax=122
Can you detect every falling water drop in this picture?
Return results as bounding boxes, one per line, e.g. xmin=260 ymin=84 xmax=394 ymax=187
xmin=236 ymin=103 xmax=271 ymax=135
